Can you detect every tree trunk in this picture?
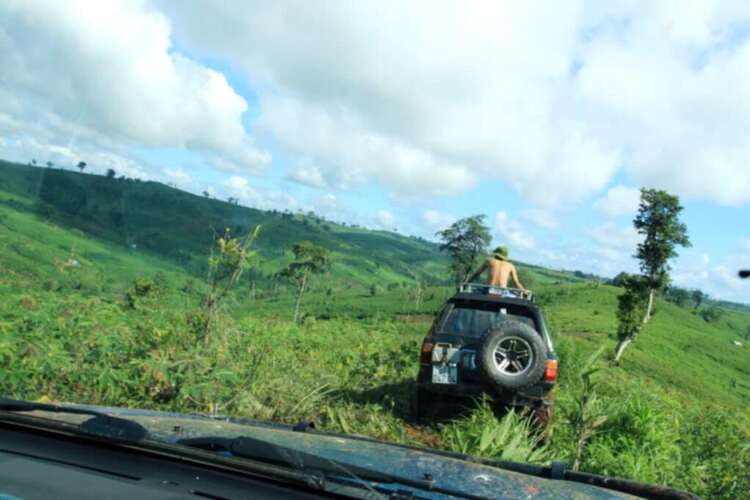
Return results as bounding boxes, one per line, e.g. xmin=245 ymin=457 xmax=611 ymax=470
xmin=643 ymin=288 xmax=655 ymax=324
xmin=613 ymin=336 xmax=633 ymax=363
xmin=251 ymin=281 xmax=256 ymax=303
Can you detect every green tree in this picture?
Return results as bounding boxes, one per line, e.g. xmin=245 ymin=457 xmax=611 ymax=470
xmin=700 ymin=306 xmax=724 ymax=323
xmin=691 ymin=289 xmax=704 ymax=309
xmin=436 ymin=215 xmax=491 ymax=287
xmin=280 ymin=241 xmax=330 ymax=323
xmin=665 ymin=286 xmax=690 ymax=307
xmin=106 ymin=168 xmax=116 ymax=179
xmin=614 ymin=275 xmax=649 ymax=362
xmin=614 ymin=188 xmax=690 ymax=363
xmin=611 ymin=272 xmax=632 ymax=287
xmin=77 ymin=161 xmax=86 ymax=173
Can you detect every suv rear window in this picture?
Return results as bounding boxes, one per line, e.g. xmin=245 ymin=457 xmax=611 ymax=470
xmin=439 ymin=301 xmax=536 ymax=338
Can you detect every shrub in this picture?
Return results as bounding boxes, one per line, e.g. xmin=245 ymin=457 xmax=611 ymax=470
xmin=700 ymin=306 xmax=724 ymax=323
xmin=440 ymin=401 xmax=553 ymax=464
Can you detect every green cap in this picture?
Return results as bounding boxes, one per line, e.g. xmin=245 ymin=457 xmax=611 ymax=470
xmin=492 ymin=246 xmax=509 ymax=260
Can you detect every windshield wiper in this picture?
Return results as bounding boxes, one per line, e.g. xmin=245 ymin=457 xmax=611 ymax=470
xmin=0 ymin=398 xmax=148 ymax=442
xmin=177 ymin=435 xmax=485 ymax=499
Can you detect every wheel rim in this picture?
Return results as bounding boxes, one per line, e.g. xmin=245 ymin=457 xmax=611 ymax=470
xmin=493 ymin=336 xmax=533 ymax=376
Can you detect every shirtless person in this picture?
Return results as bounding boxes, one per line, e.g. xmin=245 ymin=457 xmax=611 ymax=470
xmin=466 ymin=246 xmax=526 ymax=291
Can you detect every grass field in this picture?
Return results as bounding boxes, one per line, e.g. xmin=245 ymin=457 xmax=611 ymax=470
xmin=1 ymin=161 xmax=749 ymax=498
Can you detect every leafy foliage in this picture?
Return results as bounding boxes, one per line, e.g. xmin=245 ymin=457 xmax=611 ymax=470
xmin=203 ymin=226 xmax=261 ymax=336
xmin=700 ymin=306 xmax=724 ymax=324
xmin=615 ymin=275 xmax=648 ymax=343
xmin=610 ymin=272 xmax=633 ymax=287
xmin=664 ymin=286 xmax=691 ymax=307
xmin=614 ymin=189 xmax=690 ymax=362
xmin=692 ymin=289 xmax=705 ymax=309
xmin=562 ymin=348 xmax=609 ymax=471
xmin=440 ymin=401 xmax=552 ymax=463
xmin=436 ymin=215 xmax=491 ymax=287
xmin=634 ymin=188 xmax=691 ymax=291
xmin=279 ymin=241 xmax=330 ymax=323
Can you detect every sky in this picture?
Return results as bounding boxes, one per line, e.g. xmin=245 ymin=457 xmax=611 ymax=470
xmin=0 ymin=0 xmax=748 ymax=302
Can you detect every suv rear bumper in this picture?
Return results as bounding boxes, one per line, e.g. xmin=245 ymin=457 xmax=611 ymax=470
xmin=417 ymin=372 xmax=554 ymax=408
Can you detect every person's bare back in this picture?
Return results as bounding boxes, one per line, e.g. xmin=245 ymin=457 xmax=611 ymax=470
xmin=466 ymin=246 xmax=525 ymax=290
xmin=486 ymin=258 xmax=518 ymax=288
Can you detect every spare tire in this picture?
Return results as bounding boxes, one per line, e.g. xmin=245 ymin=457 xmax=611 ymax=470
xmin=477 ymin=321 xmax=546 ymax=390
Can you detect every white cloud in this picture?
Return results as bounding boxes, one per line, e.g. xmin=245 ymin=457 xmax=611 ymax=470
xmin=0 ymin=0 xmax=269 ymax=175
xmin=574 ymin=2 xmax=750 ymax=206
xmin=160 ymin=2 xmax=607 ymax=204
xmin=586 ymin=222 xmax=642 ymax=251
xmin=575 ymin=222 xmax=643 ymax=276
xmin=288 ymin=161 xmax=327 ymax=188
xmin=223 ymin=175 xmax=259 ymax=202
xmin=6 ymin=1 xmax=750 ymax=207
xmin=375 ymin=209 xmax=396 ymax=230
xmin=158 ymin=1 xmax=750 ymax=206
xmin=219 ymin=175 xmax=300 ymax=212
xmin=422 ymin=210 xmax=455 ymax=231
xmin=91 ymin=152 xmax=151 ymax=180
xmin=494 ymin=211 xmax=535 ymax=251
xmin=313 ymin=194 xmax=338 ymax=211
xmin=520 ymin=209 xmax=559 ymax=230
xmin=257 ymin=95 xmax=476 ymax=196
xmin=594 ymin=186 xmax=641 ymax=218
xmin=672 ymin=249 xmax=750 ymax=303
xmin=161 ymin=167 xmax=192 ymax=189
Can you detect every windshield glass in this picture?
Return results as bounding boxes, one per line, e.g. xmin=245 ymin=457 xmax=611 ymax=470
xmin=440 ymin=305 xmax=536 ymax=337
xmin=1 ymin=2 xmax=748 ymax=499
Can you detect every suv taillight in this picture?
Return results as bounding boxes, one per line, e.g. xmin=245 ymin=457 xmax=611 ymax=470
xmin=420 ymin=341 xmax=433 ymax=365
xmin=544 ymin=359 xmax=558 ymax=382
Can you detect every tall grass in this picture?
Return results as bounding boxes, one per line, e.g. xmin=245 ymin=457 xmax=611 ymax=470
xmin=440 ymin=401 xmax=553 ymax=463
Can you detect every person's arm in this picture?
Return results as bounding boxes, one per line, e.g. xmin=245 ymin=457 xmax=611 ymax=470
xmin=466 ymin=260 xmax=488 ymax=283
xmin=510 ymin=264 xmax=525 ymax=290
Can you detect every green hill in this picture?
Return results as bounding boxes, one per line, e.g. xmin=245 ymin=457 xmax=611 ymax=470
xmin=0 ymin=159 xmax=451 ymax=287
xmin=0 ymin=159 xmax=578 ymax=292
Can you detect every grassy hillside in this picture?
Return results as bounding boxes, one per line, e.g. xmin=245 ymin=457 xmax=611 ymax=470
xmin=540 ymin=283 xmax=750 ymax=411
xmin=2 ymin=158 xmax=749 ymax=497
xmin=0 ymin=160 xmax=453 ymax=286
xmin=0 ymin=160 xmax=578 ymax=290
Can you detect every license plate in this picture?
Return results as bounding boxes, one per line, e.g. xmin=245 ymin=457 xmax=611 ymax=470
xmin=432 ymin=364 xmax=458 ymax=384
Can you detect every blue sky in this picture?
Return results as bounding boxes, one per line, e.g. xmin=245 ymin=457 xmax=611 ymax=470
xmin=0 ymin=1 xmax=748 ymax=302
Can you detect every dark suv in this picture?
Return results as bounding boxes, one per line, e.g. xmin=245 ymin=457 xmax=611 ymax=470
xmin=416 ymin=283 xmax=558 ymax=423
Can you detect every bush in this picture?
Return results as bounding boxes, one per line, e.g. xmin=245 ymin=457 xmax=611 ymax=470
xmin=125 ymin=277 xmax=158 ymax=309
xmin=700 ymin=306 xmax=724 ymax=323
xmin=680 ymin=409 xmax=750 ymax=498
xmin=610 ymin=272 xmax=633 ymax=287
xmin=440 ymin=401 xmax=553 ymax=464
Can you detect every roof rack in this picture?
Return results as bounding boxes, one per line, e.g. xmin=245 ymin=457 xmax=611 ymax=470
xmin=458 ymin=283 xmax=534 ymax=302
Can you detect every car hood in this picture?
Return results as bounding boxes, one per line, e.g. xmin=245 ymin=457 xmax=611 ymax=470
xmin=17 ymin=402 xmax=644 ymax=499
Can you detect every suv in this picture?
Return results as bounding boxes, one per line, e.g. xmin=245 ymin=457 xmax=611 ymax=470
xmin=416 ymin=283 xmax=558 ymax=423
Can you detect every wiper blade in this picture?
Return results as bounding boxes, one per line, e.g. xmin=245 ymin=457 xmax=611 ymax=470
xmin=177 ymin=435 xmax=484 ymax=499
xmin=0 ymin=398 xmax=148 ymax=442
